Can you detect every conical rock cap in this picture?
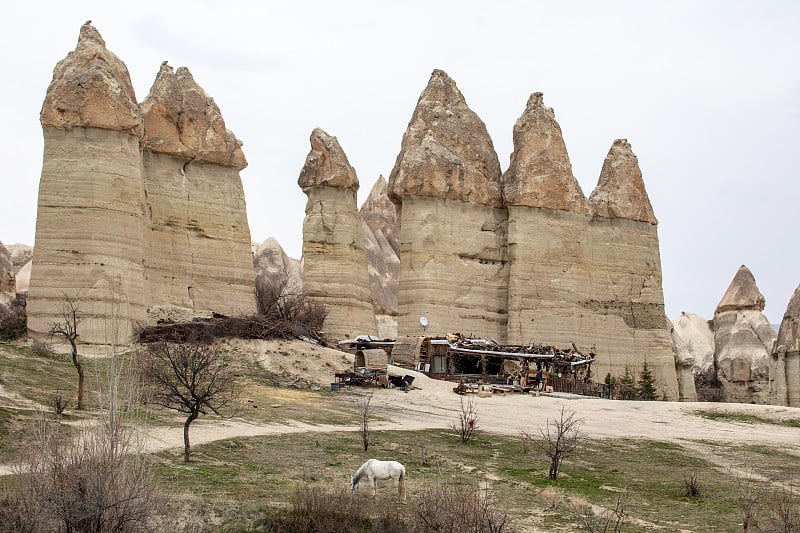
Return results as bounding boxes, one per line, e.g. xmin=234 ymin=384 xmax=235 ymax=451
xmin=298 ymin=128 xmax=359 ymax=192
xmin=776 ymin=284 xmax=800 ymax=352
xmin=588 ymin=139 xmax=657 ymax=224
xmin=141 ymin=62 xmax=247 ymax=169
xmin=502 ymin=92 xmax=588 ymax=213
xmin=715 ymin=265 xmax=766 ymax=314
xmin=388 ymin=69 xmax=502 ymax=207
xmin=41 ymin=22 xmax=142 ymax=134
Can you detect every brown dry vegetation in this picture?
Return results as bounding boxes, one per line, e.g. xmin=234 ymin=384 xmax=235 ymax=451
xmin=0 ymin=337 xmax=799 ymax=531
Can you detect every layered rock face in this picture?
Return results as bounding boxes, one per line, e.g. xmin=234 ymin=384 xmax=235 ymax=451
xmin=361 ymin=176 xmax=400 ymax=338
xmin=298 ymin=128 xmax=376 ymax=340
xmin=27 ymin=22 xmax=148 ymax=346
xmin=670 ymin=312 xmax=715 ymax=401
xmin=28 ymin=23 xmax=255 ymax=348
xmin=0 ymin=242 xmax=15 ymax=305
xmin=712 ymin=265 xmax=775 ymax=403
xmin=585 ymin=140 xmax=677 ymax=396
xmin=141 ymin=63 xmax=254 ymax=321
xmin=8 ymin=244 xmax=33 ymax=274
xmin=388 ymin=70 xmax=508 ymax=340
xmin=771 ymin=285 xmax=800 ymax=406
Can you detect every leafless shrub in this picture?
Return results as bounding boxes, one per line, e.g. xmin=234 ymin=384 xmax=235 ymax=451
xmin=421 ymin=444 xmax=430 ymax=467
xmin=525 ymin=406 xmax=582 ymax=480
xmin=0 ymin=297 xmax=26 ymax=340
xmin=684 ymin=471 xmax=701 ymax=497
xmin=695 ymin=366 xmax=725 ymax=402
xmin=50 ymin=390 xmax=68 ymax=415
xmin=356 ymin=392 xmax=373 ymax=452
xmin=519 ymin=430 xmax=531 ymax=456
xmin=0 ymin=422 xmax=160 ymax=532
xmin=31 ymin=338 xmax=53 ymax=356
xmin=572 ymin=491 xmax=626 ymax=533
xmin=731 ymin=466 xmax=764 ymax=532
xmin=255 ymin=273 xmax=328 ymax=335
xmin=452 ymin=395 xmax=479 ymax=443
xmin=414 ymin=480 xmax=510 ymax=533
xmin=759 ymin=483 xmax=800 ymax=533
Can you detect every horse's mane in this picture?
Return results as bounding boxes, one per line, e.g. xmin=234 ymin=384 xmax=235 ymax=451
xmin=352 ymin=459 xmax=373 ymax=483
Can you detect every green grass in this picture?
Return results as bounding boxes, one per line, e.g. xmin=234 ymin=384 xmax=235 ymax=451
xmin=694 ymin=409 xmax=800 ymax=428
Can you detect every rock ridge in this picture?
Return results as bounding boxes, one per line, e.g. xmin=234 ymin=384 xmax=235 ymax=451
xmin=588 ymin=139 xmax=657 ymax=224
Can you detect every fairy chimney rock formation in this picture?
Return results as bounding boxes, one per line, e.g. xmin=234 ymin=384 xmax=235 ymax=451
xmin=299 ymin=128 xmax=376 ymax=340
xmin=28 ymin=22 xmax=148 ymax=348
xmin=503 ymin=92 xmax=591 ymax=348
xmin=772 ymin=285 xmax=800 ymax=406
xmin=388 ymin=69 xmax=507 ymax=339
xmin=141 ymin=63 xmax=254 ymax=321
xmin=361 ymin=176 xmax=400 ymax=338
xmin=713 ymin=265 xmax=775 ymax=403
xmin=253 ymin=237 xmax=302 ymax=303
xmin=588 ymin=139 xmax=657 ymax=224
xmin=503 ymin=92 xmax=589 ymax=213
xmin=670 ymin=312 xmax=715 ymax=401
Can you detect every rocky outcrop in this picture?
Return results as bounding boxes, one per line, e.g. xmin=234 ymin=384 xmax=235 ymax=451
xmin=298 ymin=128 xmax=376 ymax=340
xmin=713 ymin=265 xmax=775 ymax=403
xmin=670 ymin=312 xmax=715 ymax=401
xmin=588 ymin=139 xmax=657 ymax=224
xmin=27 ymin=22 xmax=149 ymax=347
xmin=15 ymin=261 xmax=31 ymax=295
xmin=141 ymin=63 xmax=254 ymax=321
xmin=361 ymin=176 xmax=399 ymax=338
xmin=771 ymin=285 xmax=800 ymax=406
xmin=0 ymin=242 xmax=15 ymax=305
xmin=7 ymin=244 xmax=33 ymax=274
xmin=388 ymin=70 xmax=508 ymax=339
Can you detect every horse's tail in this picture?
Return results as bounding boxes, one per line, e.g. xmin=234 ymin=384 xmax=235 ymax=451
xmin=398 ymin=467 xmax=406 ymax=501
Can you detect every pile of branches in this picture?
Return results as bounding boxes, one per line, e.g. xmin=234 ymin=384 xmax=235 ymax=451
xmin=137 ymin=315 xmax=321 ymax=344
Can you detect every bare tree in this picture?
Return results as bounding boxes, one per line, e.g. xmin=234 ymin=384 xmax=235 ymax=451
xmin=356 ymin=392 xmax=373 ymax=452
xmin=525 ymin=406 xmax=582 ymax=480
xmin=453 ymin=395 xmax=479 ymax=443
xmin=49 ymin=296 xmax=84 ymax=409
xmin=139 ymin=342 xmax=235 ymax=462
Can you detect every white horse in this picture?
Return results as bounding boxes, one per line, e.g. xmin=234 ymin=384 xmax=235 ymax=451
xmin=350 ymin=459 xmax=406 ymax=500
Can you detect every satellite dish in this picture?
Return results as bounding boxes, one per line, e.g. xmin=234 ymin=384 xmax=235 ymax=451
xmin=419 ymin=316 xmax=429 ymax=330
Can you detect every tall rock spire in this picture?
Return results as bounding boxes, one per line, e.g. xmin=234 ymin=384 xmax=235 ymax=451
xmin=387 ymin=70 xmax=508 ymax=340
xmin=140 ymin=62 xmax=255 ymax=320
xmin=502 ymin=92 xmax=588 ymax=213
xmin=712 ymin=265 xmax=775 ymax=403
xmin=28 ymin=22 xmax=148 ymax=348
xmin=588 ymin=139 xmax=657 ymax=224
xmin=388 ymin=69 xmax=502 ymax=208
xmin=298 ymin=128 xmax=376 ymax=340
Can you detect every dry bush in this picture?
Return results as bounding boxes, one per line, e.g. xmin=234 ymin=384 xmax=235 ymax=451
xmin=572 ymin=492 xmax=626 ymax=533
xmin=523 ymin=406 xmax=583 ymax=480
xmin=0 ymin=297 xmax=26 ymax=340
xmin=356 ymin=392 xmax=373 ymax=452
xmin=695 ymin=367 xmax=725 ymax=402
xmin=50 ymin=390 xmax=68 ymax=415
xmin=684 ymin=471 xmax=701 ymax=497
xmin=255 ymin=273 xmax=328 ymax=335
xmin=452 ymin=394 xmax=479 ymax=443
xmin=759 ymin=483 xmax=800 ymax=533
xmin=31 ymin=338 xmax=54 ymax=356
xmin=0 ymin=422 xmax=160 ymax=532
xmin=414 ymin=480 xmax=510 ymax=533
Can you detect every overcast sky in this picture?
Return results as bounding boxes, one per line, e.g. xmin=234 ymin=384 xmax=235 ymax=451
xmin=1 ymin=1 xmax=798 ymax=324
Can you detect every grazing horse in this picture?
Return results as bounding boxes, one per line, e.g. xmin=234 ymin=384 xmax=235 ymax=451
xmin=350 ymin=459 xmax=406 ymax=500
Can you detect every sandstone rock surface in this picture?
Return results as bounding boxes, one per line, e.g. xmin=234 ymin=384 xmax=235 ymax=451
xmin=502 ymin=92 xmax=588 ymax=213
xmin=141 ymin=63 xmax=254 ymax=321
xmin=253 ymin=237 xmax=301 ymax=295
xmin=7 ymin=244 xmax=33 ymax=274
xmin=28 ymin=22 xmax=148 ymax=348
xmin=15 ymin=261 xmax=31 ymax=295
xmin=388 ymin=70 xmax=508 ymax=340
xmin=388 ymin=70 xmax=502 ymax=208
xmin=670 ymin=312 xmax=715 ymax=401
xmin=299 ymin=129 xmax=376 ymax=340
xmin=588 ymin=139 xmax=657 ymax=224
xmin=713 ymin=266 xmax=775 ymax=403
xmin=361 ymin=176 xmax=399 ymax=319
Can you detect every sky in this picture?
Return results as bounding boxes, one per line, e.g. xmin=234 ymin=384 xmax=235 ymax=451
xmin=1 ymin=1 xmax=798 ymax=324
